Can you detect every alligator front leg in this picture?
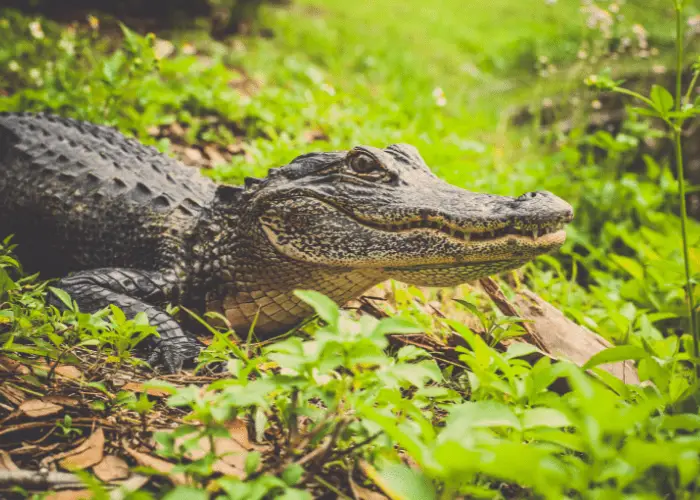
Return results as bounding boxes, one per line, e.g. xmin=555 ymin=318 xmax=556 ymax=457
xmin=49 ymin=268 xmax=200 ymax=373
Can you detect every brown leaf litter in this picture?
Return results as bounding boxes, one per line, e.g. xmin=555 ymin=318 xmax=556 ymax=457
xmin=0 ymin=275 xmax=640 ymax=497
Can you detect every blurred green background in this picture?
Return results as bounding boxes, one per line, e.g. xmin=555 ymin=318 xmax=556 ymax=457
xmin=1 ymin=0 xmax=698 ymax=344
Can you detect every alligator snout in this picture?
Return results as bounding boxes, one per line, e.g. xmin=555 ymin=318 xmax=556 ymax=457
xmin=514 ymin=190 xmax=574 ymax=223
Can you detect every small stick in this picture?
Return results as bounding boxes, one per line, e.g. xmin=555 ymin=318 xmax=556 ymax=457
xmin=0 ymin=469 xmax=82 ymax=490
xmin=479 ymin=277 xmax=546 ymax=351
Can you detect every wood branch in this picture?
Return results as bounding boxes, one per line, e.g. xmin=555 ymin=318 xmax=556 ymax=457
xmin=479 ymin=277 xmax=547 ymax=351
xmin=479 ymin=278 xmax=640 ymax=384
xmin=0 ymin=469 xmax=82 ymax=490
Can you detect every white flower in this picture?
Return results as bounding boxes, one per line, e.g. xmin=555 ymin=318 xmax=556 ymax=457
xmin=181 ymin=43 xmax=196 ymax=55
xmin=28 ymin=68 xmax=43 ymax=86
xmin=58 ymin=38 xmax=75 ymax=55
xmin=432 ymin=87 xmax=447 ymax=107
xmin=154 ymin=39 xmax=174 ymax=60
xmin=87 ymin=15 xmax=99 ymax=30
xmin=28 ymin=21 xmax=44 ymax=39
xmin=8 ymin=60 xmax=19 ymax=72
xmin=582 ymin=4 xmax=613 ymax=38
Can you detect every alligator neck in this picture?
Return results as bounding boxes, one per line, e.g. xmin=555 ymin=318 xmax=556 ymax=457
xmin=217 ymin=262 xmax=383 ymax=336
xmin=191 ymin=208 xmax=384 ymax=336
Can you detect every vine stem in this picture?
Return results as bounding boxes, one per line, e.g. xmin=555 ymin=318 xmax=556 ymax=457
xmin=673 ymin=1 xmax=698 ymax=356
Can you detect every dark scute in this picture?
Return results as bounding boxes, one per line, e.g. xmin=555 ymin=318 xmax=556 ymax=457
xmin=215 ymin=184 xmax=243 ymax=204
xmin=152 ymin=195 xmax=172 ymax=211
xmin=279 ymin=151 xmax=346 ymax=179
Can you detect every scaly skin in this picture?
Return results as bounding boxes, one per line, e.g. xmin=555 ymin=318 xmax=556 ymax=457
xmin=0 ymin=112 xmax=574 ymax=372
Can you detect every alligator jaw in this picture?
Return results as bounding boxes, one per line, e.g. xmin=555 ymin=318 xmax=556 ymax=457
xmin=351 ymin=214 xmax=569 ymax=250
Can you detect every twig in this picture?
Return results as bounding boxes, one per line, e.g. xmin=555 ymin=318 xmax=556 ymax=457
xmin=110 ymin=475 xmax=150 ymax=500
xmin=289 ymin=412 xmax=335 ymax=453
xmin=327 ymin=431 xmax=382 ymax=462
xmin=0 ymin=469 xmax=82 ymax=490
xmin=479 ymin=277 xmax=547 ymax=351
xmin=0 ymin=417 xmax=115 ymax=438
xmin=303 ymin=419 xmax=348 ymax=471
xmin=313 ymin=474 xmax=354 ymax=500
xmin=287 ymin=388 xmax=300 ymax=452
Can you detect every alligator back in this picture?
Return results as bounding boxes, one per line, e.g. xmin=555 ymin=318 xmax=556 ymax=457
xmin=0 ymin=113 xmax=217 ymax=276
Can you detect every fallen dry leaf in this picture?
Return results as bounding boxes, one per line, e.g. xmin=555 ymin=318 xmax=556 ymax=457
xmin=188 ymin=436 xmax=245 ymax=477
xmin=226 ymin=142 xmax=245 ymax=154
xmin=122 ymin=382 xmax=171 ymax=398
xmin=350 ymin=481 xmax=389 ymax=500
xmin=0 ymin=356 xmax=31 ymax=375
xmin=169 ymin=122 xmax=185 ymax=137
xmin=183 ymin=147 xmax=204 ymax=163
xmin=59 ymin=427 xmax=105 ymax=471
xmin=203 ymin=145 xmax=228 ymax=166
xmin=44 ymin=396 xmax=80 ymax=408
xmin=302 ymin=129 xmax=329 ymax=143
xmin=155 ymin=419 xmax=259 ymax=479
xmin=19 ymin=399 xmax=63 ymax=418
xmin=9 ymin=442 xmax=61 ymax=456
xmin=44 ymin=490 xmax=92 ymax=500
xmin=55 ymin=365 xmax=83 ymax=381
xmin=93 ymin=455 xmax=130 ymax=482
xmin=0 ymin=384 xmax=28 ymax=405
xmin=226 ymin=418 xmax=260 ymax=450
xmin=0 ymin=450 xmax=19 ymax=471
xmin=124 ymin=446 xmax=188 ymax=485
xmin=162 ymin=432 xmax=245 ymax=478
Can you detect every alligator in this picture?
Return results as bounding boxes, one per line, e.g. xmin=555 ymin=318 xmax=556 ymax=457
xmin=0 ymin=112 xmax=574 ymax=372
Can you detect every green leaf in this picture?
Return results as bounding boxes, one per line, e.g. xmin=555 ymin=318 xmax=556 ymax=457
xmin=119 ymin=22 xmax=142 ymax=53
xmin=609 ymin=254 xmax=644 ymax=280
xmin=48 ymin=286 xmax=74 ymax=311
xmin=293 ymin=290 xmax=339 ymax=328
xmin=504 ymin=342 xmax=540 ymax=360
xmin=522 ymin=408 xmax=571 ymax=429
xmin=658 ymin=413 xmax=700 ymax=431
xmin=583 ymin=345 xmax=648 ymax=370
xmin=396 ymin=345 xmax=431 ymax=361
xmin=373 ymin=317 xmax=424 ymax=336
xmin=375 ymin=464 xmax=436 ymax=500
xmin=448 ymin=401 xmax=520 ymax=430
xmin=281 ymin=463 xmax=305 ymax=486
xmin=245 ymin=451 xmax=261 ymax=476
xmin=453 ymin=298 xmax=487 ymax=328
xmin=391 ymin=360 xmax=442 ymax=387
xmin=162 ymin=486 xmax=208 ymax=500
xmin=109 ymin=304 xmax=127 ymax=325
xmin=277 ymin=489 xmax=312 ymax=500
xmin=628 ymin=106 xmax=660 ymax=118
xmin=650 ymin=84 xmax=674 ymax=114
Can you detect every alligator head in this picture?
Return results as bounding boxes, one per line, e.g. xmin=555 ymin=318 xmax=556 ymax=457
xmin=237 ymin=144 xmax=573 ymax=287
xmin=212 ymin=143 xmax=573 ymax=334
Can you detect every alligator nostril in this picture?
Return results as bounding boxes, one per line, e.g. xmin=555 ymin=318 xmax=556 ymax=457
xmin=518 ymin=191 xmax=541 ymax=201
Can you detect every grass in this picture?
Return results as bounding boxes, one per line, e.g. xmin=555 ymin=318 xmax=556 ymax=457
xmin=2 ymin=0 xmax=700 ymax=498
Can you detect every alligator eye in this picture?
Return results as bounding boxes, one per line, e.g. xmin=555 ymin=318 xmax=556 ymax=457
xmin=349 ymin=153 xmax=381 ymax=174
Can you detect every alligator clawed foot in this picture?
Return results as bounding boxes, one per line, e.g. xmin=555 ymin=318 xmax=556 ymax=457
xmin=146 ymin=339 xmax=202 ymax=374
